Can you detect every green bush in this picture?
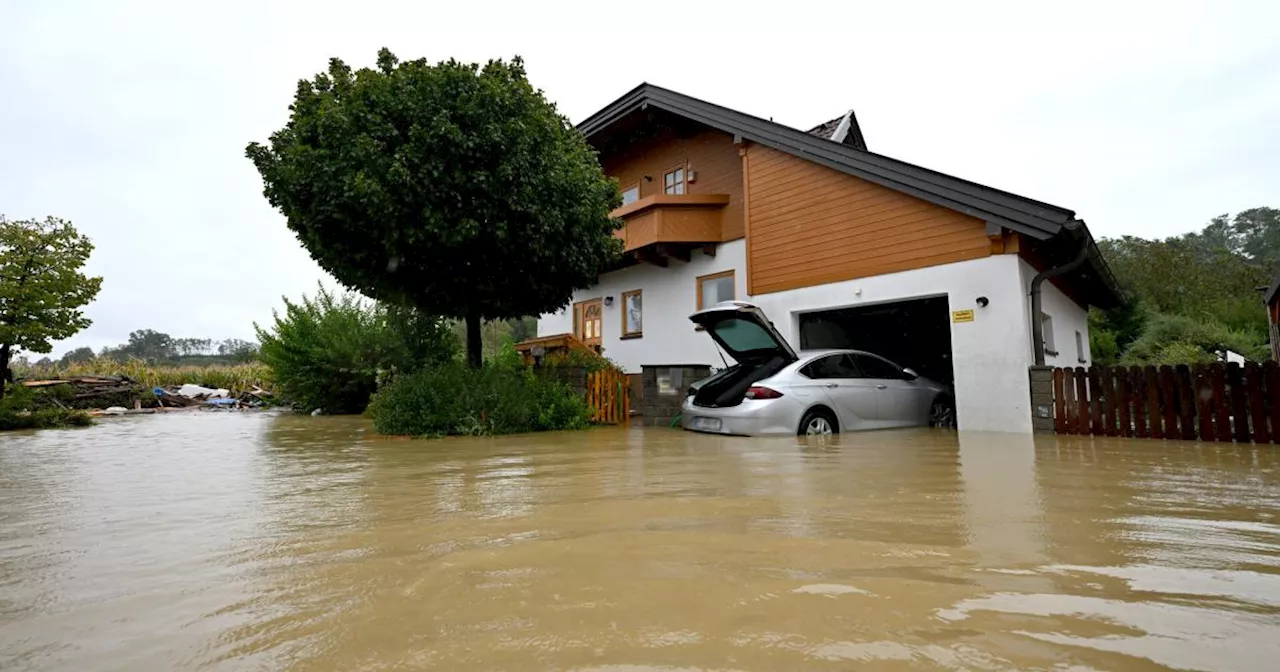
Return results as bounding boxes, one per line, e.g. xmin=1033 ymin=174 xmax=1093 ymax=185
xmin=255 ymin=286 xmax=458 ymax=414
xmin=0 ymin=384 xmax=92 ymax=430
xmin=368 ymin=362 xmax=591 ymax=437
xmin=1120 ymin=313 xmax=1269 ymax=365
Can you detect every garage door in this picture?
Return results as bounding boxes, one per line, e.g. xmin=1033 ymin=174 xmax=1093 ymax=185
xmin=797 ymin=296 xmax=954 ymax=387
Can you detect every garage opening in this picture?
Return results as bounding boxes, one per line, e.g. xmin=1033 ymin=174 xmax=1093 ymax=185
xmin=797 ymin=296 xmax=954 ymax=388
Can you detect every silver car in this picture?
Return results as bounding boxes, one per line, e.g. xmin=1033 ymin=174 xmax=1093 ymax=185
xmin=680 ymin=301 xmax=955 ymax=436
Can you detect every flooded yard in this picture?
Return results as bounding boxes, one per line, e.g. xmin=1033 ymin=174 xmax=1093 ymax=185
xmin=2 ymin=414 xmax=1278 ymax=671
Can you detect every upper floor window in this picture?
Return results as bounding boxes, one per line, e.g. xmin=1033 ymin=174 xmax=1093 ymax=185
xmin=663 ymin=166 xmax=685 ymax=195
xmin=620 ymin=183 xmax=640 ymax=205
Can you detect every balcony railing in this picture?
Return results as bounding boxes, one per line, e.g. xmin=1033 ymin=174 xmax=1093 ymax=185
xmin=611 ymin=194 xmax=729 ymax=253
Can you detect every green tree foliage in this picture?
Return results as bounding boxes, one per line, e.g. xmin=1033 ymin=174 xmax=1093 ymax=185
xmin=368 ymin=363 xmax=590 ymax=437
xmin=246 ymin=49 xmax=622 ymax=368
xmin=1089 ymin=207 xmax=1276 ymax=365
xmin=1119 ymin=314 xmax=1268 ymax=365
xmin=0 ymin=216 xmax=102 ymax=397
xmin=254 ymin=285 xmax=458 ymax=414
xmin=59 ymin=347 xmax=96 ymax=365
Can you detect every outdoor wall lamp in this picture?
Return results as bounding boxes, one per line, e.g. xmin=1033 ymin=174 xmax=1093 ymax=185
xmin=604 ymin=296 xmax=614 ymax=306
xmin=976 ymin=296 xmax=990 ymax=307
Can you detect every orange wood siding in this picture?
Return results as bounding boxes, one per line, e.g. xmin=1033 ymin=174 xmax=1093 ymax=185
xmin=746 ymin=146 xmax=989 ymax=295
xmin=604 ymin=128 xmax=744 ymax=240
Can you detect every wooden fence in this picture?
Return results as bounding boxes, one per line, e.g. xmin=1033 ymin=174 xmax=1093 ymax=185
xmin=1052 ymin=362 xmax=1280 ymax=442
xmin=586 ymin=368 xmax=631 ymax=425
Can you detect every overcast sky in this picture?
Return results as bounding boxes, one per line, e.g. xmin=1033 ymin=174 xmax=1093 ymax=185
xmin=2 ymin=1 xmax=1277 ymax=357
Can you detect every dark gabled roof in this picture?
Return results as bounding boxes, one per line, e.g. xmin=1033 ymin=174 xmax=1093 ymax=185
xmin=807 ymin=109 xmax=868 ymax=151
xmin=578 ymin=83 xmax=1123 ymax=307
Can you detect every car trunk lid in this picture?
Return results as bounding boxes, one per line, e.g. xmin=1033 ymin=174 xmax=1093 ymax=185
xmin=688 ymin=301 xmax=799 ymax=365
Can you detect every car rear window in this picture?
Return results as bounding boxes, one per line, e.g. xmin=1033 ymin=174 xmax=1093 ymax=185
xmin=711 ymin=318 xmax=777 ymax=354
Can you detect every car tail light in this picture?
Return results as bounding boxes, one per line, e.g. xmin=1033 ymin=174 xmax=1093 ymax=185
xmin=745 ymin=385 xmax=784 ymax=400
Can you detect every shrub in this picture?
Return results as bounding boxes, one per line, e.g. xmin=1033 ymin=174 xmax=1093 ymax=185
xmin=255 ymin=286 xmax=458 ymax=414
xmin=1120 ymin=313 xmax=1269 ymax=365
xmin=368 ymin=362 xmax=591 ymax=437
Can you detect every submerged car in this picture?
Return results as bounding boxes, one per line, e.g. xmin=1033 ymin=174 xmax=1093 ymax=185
xmin=681 ymin=301 xmax=954 ymax=436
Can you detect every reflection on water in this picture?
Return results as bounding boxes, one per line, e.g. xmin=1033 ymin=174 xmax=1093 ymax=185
xmin=1 ymin=414 xmax=1278 ymax=670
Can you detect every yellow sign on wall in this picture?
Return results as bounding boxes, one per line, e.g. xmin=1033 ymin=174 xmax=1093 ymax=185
xmin=952 ymin=309 xmax=975 ymax=323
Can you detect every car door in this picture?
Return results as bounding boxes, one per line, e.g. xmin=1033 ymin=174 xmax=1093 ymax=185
xmin=800 ymin=354 xmax=879 ymax=430
xmin=850 ymin=353 xmax=925 ymax=426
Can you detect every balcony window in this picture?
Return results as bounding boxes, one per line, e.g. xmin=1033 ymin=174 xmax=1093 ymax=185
xmin=663 ymin=167 xmax=685 ymax=195
xmin=620 ymin=183 xmax=639 ymax=205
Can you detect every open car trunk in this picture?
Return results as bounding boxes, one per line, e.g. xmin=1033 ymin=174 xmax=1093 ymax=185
xmin=691 ymin=356 xmax=791 ymax=408
xmin=688 ymin=301 xmax=799 ymax=409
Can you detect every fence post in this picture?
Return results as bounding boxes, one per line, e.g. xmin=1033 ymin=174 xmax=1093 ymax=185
xmin=1210 ymin=364 xmax=1231 ymax=442
xmin=1227 ymin=362 xmax=1250 ymax=443
xmin=1245 ymin=362 xmax=1268 ymax=443
xmin=1159 ymin=366 xmax=1179 ymax=439
xmin=1131 ymin=366 xmax=1148 ymax=438
xmin=1074 ymin=367 xmax=1090 ymax=434
xmin=1176 ymin=365 xmax=1197 ymax=440
xmin=1053 ymin=368 xmax=1067 ymax=433
xmin=1145 ymin=366 xmax=1163 ymax=440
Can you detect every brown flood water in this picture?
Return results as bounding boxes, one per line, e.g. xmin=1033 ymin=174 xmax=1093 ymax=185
xmin=2 ymin=414 xmax=1279 ymax=671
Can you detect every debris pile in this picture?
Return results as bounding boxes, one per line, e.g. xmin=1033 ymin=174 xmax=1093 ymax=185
xmin=18 ymin=376 xmax=273 ymax=413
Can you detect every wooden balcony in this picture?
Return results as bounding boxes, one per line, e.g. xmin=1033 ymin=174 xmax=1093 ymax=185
xmin=611 ymin=194 xmax=729 ymax=254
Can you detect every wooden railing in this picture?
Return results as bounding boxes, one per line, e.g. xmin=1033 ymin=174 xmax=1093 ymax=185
xmin=586 ymin=368 xmax=631 ymax=425
xmin=1051 ymin=362 xmax=1280 ymax=442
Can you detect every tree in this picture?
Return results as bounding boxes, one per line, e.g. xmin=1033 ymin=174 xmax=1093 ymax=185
xmin=59 ymin=346 xmax=96 ymax=365
xmin=216 ymin=338 xmax=258 ymax=361
xmin=246 ymin=50 xmax=621 ymax=367
xmin=0 ymin=216 xmax=102 ymax=396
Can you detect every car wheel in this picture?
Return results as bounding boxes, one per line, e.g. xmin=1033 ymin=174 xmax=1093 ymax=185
xmin=798 ymin=408 xmax=838 ymax=436
xmin=929 ymin=396 xmax=956 ymax=429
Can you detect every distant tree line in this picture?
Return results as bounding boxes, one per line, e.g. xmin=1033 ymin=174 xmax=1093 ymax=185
xmin=34 ymin=331 xmax=260 ymax=368
xmin=1092 ymin=206 xmax=1279 ymax=365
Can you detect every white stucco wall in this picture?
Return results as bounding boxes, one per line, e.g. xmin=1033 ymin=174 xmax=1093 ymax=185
xmin=1017 ymin=259 xmax=1091 ymax=368
xmin=537 ymin=240 xmax=747 ymax=373
xmin=749 ymin=255 xmax=1035 ymax=433
xmin=540 ymin=251 xmax=1044 ymax=433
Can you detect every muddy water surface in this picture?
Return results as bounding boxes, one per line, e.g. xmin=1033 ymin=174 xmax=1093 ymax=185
xmin=2 ymin=413 xmax=1279 ymax=670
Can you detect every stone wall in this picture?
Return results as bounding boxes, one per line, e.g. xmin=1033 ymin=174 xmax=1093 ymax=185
xmin=1028 ymin=366 xmax=1055 ymax=433
xmin=640 ymin=364 xmax=711 ymax=427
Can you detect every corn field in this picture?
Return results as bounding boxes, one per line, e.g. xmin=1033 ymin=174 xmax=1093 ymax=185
xmin=21 ymin=358 xmax=274 ymax=393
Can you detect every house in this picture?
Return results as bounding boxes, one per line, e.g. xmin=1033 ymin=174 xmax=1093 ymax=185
xmin=537 ymin=84 xmax=1122 ymax=433
xmin=1265 ymin=272 xmax=1280 ymax=362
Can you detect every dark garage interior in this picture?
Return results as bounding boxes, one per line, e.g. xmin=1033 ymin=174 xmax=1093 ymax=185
xmin=798 ymin=296 xmax=954 ymax=387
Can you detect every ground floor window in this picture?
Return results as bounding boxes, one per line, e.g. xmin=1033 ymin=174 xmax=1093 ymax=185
xmin=622 ymin=289 xmax=642 ymax=338
xmin=697 ymin=270 xmax=735 ymax=310
xmin=1042 ymin=314 xmax=1057 ymax=356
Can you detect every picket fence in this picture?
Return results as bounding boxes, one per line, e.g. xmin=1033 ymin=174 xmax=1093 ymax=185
xmin=1052 ymin=362 xmax=1280 ymax=443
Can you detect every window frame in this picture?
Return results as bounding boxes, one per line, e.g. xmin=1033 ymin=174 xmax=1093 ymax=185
xmin=620 ymin=182 xmax=640 ymax=206
xmin=1041 ymin=314 xmax=1057 ymax=356
xmin=662 ymin=164 xmax=686 ymax=195
xmin=695 ymin=270 xmax=736 ymax=311
xmin=1075 ymin=330 xmax=1086 ymax=363
xmin=621 ymin=289 xmax=642 ymax=339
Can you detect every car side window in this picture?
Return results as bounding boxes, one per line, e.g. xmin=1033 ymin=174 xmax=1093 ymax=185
xmin=801 ymin=354 xmax=857 ymax=379
xmin=851 ymin=354 xmax=901 ymax=379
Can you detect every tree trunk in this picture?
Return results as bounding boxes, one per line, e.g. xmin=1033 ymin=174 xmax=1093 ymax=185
xmin=0 ymin=344 xmax=11 ymax=401
xmin=465 ymin=311 xmax=483 ymax=368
